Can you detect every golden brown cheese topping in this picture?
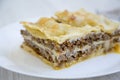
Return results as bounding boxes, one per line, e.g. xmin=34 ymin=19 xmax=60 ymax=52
xmin=55 ymin=9 xmax=119 ymax=33
xmin=21 ymin=9 xmax=120 ymax=44
xmin=21 ymin=18 xmax=102 ymax=44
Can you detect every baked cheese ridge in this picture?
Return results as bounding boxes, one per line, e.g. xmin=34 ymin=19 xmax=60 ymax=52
xmin=55 ymin=9 xmax=119 ymax=33
xmin=21 ymin=9 xmax=120 ymax=44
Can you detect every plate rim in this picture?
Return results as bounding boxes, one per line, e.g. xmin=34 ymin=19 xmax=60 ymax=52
xmin=0 ymin=63 xmax=120 ymax=79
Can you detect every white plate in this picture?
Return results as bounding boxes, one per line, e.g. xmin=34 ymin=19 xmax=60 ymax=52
xmin=0 ymin=22 xmax=120 ymax=79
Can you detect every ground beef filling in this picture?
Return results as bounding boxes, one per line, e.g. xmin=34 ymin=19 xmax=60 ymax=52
xmin=24 ymin=39 xmax=55 ymax=63
xmin=21 ymin=30 xmax=120 ymax=65
xmin=21 ymin=30 xmax=114 ymax=52
xmin=24 ymin=38 xmax=113 ymax=65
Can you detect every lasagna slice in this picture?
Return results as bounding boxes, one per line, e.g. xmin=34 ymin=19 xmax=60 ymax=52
xmin=20 ymin=9 xmax=120 ymax=69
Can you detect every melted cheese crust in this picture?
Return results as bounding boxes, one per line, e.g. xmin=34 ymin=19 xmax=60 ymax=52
xmin=55 ymin=9 xmax=119 ymax=33
xmin=21 ymin=9 xmax=120 ymax=44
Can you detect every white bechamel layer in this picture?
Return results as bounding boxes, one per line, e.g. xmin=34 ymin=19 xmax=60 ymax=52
xmin=23 ymin=35 xmax=113 ymax=60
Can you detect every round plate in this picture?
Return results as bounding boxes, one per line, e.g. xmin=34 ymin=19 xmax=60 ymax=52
xmin=0 ymin=22 xmax=120 ymax=79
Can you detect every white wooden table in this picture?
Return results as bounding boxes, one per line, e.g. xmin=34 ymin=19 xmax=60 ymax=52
xmin=0 ymin=0 xmax=120 ymax=80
